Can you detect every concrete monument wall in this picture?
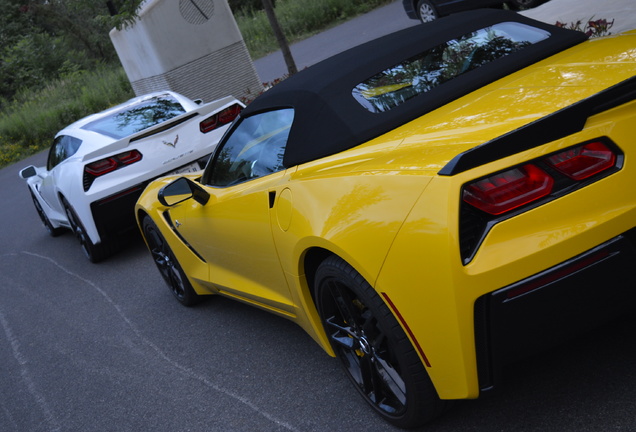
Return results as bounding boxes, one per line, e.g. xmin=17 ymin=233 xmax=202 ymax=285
xmin=110 ymin=0 xmax=263 ymax=102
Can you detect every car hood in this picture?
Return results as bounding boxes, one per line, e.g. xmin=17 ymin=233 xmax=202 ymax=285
xmin=355 ymin=31 xmax=636 ymax=175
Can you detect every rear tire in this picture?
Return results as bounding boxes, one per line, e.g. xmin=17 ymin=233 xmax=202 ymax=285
xmin=142 ymin=216 xmax=201 ymax=306
xmin=29 ymin=188 xmax=64 ymax=237
xmin=314 ymin=256 xmax=445 ymax=428
xmin=62 ymin=198 xmax=112 ymax=263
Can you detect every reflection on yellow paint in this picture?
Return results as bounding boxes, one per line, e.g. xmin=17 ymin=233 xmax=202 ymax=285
xmin=360 ymin=82 xmax=412 ymax=99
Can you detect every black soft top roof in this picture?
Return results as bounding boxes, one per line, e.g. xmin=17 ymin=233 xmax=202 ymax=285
xmin=241 ymin=9 xmax=588 ymax=168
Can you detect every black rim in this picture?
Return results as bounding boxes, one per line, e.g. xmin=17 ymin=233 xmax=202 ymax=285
xmin=320 ymin=279 xmax=407 ymax=416
xmin=144 ymin=222 xmax=187 ymax=301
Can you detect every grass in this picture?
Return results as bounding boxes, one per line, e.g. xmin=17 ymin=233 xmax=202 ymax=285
xmin=0 ymin=66 xmax=134 ymax=168
xmin=0 ymin=0 xmax=392 ymax=169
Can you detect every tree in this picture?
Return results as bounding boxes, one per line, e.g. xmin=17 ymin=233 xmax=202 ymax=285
xmin=261 ymin=0 xmax=297 ymax=75
xmin=0 ymin=0 xmax=128 ymax=102
xmin=0 ymin=0 xmax=296 ymax=103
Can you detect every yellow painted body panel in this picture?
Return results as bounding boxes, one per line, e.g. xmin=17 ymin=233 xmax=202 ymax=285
xmin=136 ymin=32 xmax=636 ymax=400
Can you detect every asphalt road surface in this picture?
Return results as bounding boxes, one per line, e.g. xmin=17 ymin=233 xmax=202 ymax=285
xmin=2 ymin=2 xmax=636 ymax=432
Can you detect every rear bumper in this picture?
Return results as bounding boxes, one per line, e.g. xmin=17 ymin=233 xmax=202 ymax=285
xmin=91 ymin=183 xmax=146 ymax=240
xmin=90 ymin=156 xmax=210 ymax=242
xmin=474 ymin=228 xmax=636 ymax=391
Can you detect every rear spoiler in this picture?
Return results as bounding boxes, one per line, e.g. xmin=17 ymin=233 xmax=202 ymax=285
xmin=81 ymin=95 xmax=240 ymax=162
xmin=439 ymin=76 xmax=636 ymax=176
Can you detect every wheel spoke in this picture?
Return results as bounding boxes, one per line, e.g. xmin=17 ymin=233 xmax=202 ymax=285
xmin=361 ymin=313 xmax=407 ymax=409
xmin=149 ymin=240 xmax=184 ymax=299
xmin=322 ymin=279 xmax=406 ymax=409
xmin=150 ymin=247 xmax=168 ymax=267
xmin=328 ymin=281 xmax=362 ymax=328
xmin=372 ymin=351 xmax=407 ymax=406
xmin=325 ymin=316 xmax=358 ymax=350
xmin=167 ymin=262 xmax=185 ymax=298
xmin=357 ymin=347 xmax=381 ymax=398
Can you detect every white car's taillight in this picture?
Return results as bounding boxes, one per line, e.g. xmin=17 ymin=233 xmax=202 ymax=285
xmin=83 ymin=150 xmax=143 ymax=191
xmin=199 ymin=103 xmax=243 ymax=133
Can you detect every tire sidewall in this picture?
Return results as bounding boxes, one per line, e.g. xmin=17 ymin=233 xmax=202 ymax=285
xmin=314 ymin=255 xmax=442 ymax=428
xmin=29 ymin=188 xmax=63 ymax=237
xmin=142 ymin=216 xmax=200 ymax=306
xmin=62 ymin=197 xmax=108 ymax=263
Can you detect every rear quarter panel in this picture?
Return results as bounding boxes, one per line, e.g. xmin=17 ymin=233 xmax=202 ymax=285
xmin=375 ymin=95 xmax=636 ymax=400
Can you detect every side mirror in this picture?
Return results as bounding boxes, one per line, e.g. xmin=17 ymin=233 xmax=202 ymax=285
xmin=158 ymin=177 xmax=210 ymax=207
xmin=19 ymin=166 xmax=37 ymax=179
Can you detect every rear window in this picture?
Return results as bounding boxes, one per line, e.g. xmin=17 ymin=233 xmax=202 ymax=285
xmin=82 ymin=95 xmax=186 ymax=139
xmin=352 ymin=22 xmax=550 ymax=113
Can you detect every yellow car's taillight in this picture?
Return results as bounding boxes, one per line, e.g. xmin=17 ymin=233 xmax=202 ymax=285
xmin=460 ymin=138 xmax=621 ymax=263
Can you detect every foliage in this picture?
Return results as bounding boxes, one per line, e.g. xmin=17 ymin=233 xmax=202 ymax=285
xmin=0 ymin=0 xmax=130 ymax=106
xmin=228 ymin=0 xmax=276 ymax=15
xmin=555 ymin=18 xmax=615 ymax=37
xmin=0 ymin=66 xmax=134 ymax=168
xmin=239 ymin=75 xmax=289 ymax=105
xmin=104 ymin=0 xmax=144 ymax=31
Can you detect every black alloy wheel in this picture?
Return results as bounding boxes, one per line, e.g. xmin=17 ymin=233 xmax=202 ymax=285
xmin=315 ymin=256 xmax=445 ymax=428
xmin=29 ymin=189 xmax=64 ymax=237
xmin=62 ymin=198 xmax=110 ymax=263
xmin=142 ymin=217 xmax=200 ymax=306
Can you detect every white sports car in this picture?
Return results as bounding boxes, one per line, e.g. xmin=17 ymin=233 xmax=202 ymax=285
xmin=19 ymin=91 xmax=243 ymax=262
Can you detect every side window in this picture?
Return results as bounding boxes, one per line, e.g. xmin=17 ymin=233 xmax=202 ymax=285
xmin=203 ymin=109 xmax=294 ymax=187
xmin=47 ymin=135 xmax=82 ymax=170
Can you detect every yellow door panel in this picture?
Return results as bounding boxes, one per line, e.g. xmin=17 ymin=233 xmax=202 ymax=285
xmin=174 ymin=171 xmax=296 ymax=312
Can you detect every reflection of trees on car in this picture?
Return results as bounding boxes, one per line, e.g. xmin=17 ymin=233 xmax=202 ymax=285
xmin=82 ymin=96 xmax=187 ymax=139
xmin=113 ymin=99 xmax=186 ymax=135
xmin=354 ymin=25 xmax=539 ymax=113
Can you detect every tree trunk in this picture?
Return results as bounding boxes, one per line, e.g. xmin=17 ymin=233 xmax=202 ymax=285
xmin=261 ymin=0 xmax=297 ymax=76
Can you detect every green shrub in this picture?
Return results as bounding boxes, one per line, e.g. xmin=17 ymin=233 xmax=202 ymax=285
xmin=0 ymin=65 xmax=134 ymax=167
xmin=555 ymin=18 xmax=615 ymax=37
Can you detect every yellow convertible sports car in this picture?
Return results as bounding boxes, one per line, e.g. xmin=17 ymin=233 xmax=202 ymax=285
xmin=136 ymin=10 xmax=636 ymax=428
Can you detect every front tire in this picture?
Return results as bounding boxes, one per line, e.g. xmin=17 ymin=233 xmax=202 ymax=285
xmin=416 ymin=0 xmax=438 ymax=23
xmin=314 ymin=256 xmax=445 ymax=428
xmin=142 ymin=216 xmax=200 ymax=306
